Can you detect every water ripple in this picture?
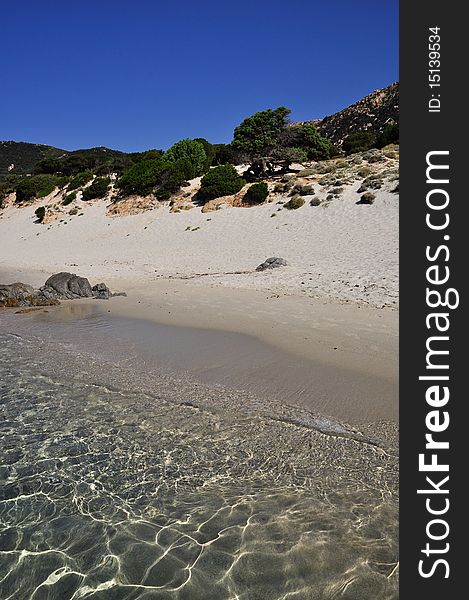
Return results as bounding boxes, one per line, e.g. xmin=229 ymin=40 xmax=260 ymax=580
xmin=0 ymin=330 xmax=398 ymax=599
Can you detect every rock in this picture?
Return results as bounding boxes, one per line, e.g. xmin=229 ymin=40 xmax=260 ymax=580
xmin=256 ymin=257 xmax=288 ymax=271
xmin=44 ymin=272 xmax=94 ymax=299
xmin=0 ymin=282 xmax=59 ymax=308
xmin=92 ymin=283 xmax=111 ymax=300
xmin=1 ymin=273 xmax=126 ymax=308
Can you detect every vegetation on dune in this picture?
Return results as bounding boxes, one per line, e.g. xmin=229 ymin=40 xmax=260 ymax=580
xmin=116 ymin=158 xmax=188 ymax=199
xmin=15 ymin=174 xmax=66 ymax=203
xmin=164 ymin=139 xmax=207 ymax=179
xmin=62 ymin=191 xmax=76 ymax=206
xmin=197 ymin=165 xmax=245 ymax=203
xmin=82 ymin=177 xmax=110 ymax=201
xmin=233 ymin=107 xmax=337 ymax=179
xmin=34 ymin=206 xmax=46 ymax=222
xmin=284 ymin=196 xmax=305 ymax=210
xmin=244 ymin=182 xmax=269 ymax=205
xmin=67 ymin=170 xmax=93 ymax=191
xmin=1 ymin=97 xmax=398 ymax=208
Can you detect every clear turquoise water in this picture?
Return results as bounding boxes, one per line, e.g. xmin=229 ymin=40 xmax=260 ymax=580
xmin=0 ymin=310 xmax=398 ymax=599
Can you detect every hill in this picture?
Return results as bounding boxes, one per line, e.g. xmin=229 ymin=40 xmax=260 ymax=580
xmin=297 ymin=83 xmax=399 ymax=145
xmin=0 ymin=141 xmax=67 ymax=175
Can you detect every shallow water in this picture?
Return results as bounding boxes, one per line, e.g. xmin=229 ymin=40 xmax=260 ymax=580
xmin=0 ymin=310 xmax=398 ymax=599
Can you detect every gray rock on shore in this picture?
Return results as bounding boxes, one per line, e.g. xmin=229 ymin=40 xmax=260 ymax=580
xmin=0 ymin=282 xmax=60 ymax=308
xmin=256 ymin=257 xmax=288 ymax=271
xmin=1 ymin=272 xmax=126 ymax=308
xmin=44 ymin=272 xmax=94 ymax=299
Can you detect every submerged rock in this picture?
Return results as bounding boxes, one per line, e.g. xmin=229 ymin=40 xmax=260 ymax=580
xmin=256 ymin=257 xmax=288 ymax=271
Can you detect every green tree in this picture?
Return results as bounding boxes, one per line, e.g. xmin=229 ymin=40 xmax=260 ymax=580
xmin=164 ymin=139 xmax=207 ymax=179
xmin=281 ymin=123 xmax=338 ymax=160
xmin=232 ymin=107 xmax=291 ymax=159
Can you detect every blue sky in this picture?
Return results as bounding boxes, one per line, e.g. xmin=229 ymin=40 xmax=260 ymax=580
xmin=1 ymin=1 xmax=398 ymax=151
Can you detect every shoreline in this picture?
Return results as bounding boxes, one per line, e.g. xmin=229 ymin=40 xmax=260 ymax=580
xmin=1 ymin=271 xmax=398 ymax=425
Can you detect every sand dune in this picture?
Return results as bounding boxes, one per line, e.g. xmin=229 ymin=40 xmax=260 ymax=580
xmin=0 ymin=177 xmax=398 ymax=308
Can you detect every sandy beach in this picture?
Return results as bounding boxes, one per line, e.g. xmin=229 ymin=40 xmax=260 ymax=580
xmin=0 ymin=165 xmax=399 ymax=425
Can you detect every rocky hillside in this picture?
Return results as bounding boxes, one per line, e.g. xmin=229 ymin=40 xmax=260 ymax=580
xmin=302 ymin=83 xmax=399 ymax=145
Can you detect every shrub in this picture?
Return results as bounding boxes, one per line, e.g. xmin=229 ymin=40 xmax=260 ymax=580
xmin=310 ymin=197 xmax=321 ymax=206
xmin=291 ymin=183 xmax=314 ymax=196
xmin=117 ymin=158 xmax=188 ymax=199
xmin=359 ymin=192 xmax=375 ymax=204
xmin=244 ymin=182 xmax=268 ymax=205
xmin=69 ymin=208 xmax=78 ymax=215
xmin=298 ymin=168 xmax=315 ymax=177
xmin=342 ymin=131 xmax=376 ymax=154
xmin=197 ymin=165 xmax=245 ymax=202
xmin=62 ymin=191 xmax=76 ymax=205
xmin=34 ymin=206 xmax=46 ymax=222
xmin=68 ymin=170 xmax=93 ymax=191
xmin=284 ymin=196 xmax=305 ymax=210
xmin=82 ymin=177 xmax=110 ymax=201
xmin=154 ymin=160 xmax=189 ymax=200
xmin=164 ymin=139 xmax=207 ymax=179
xmin=118 ymin=159 xmax=165 ymax=196
xmin=15 ymin=174 xmax=62 ymax=203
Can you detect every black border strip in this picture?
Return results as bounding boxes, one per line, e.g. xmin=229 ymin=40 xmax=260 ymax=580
xmin=400 ymin=1 xmax=464 ymax=594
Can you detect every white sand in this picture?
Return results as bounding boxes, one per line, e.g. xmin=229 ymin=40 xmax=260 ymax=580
xmin=0 ymin=181 xmax=398 ymax=307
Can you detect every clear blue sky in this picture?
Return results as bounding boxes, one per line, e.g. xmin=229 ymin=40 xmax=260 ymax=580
xmin=1 ymin=0 xmax=398 ymax=152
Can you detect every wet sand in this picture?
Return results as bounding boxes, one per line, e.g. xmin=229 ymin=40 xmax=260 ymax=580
xmin=0 ymin=269 xmax=398 ymax=424
xmin=74 ymin=279 xmax=398 ymax=424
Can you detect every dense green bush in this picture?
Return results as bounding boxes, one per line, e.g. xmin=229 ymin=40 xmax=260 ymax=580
xmin=34 ymin=206 xmax=46 ymax=222
xmin=68 ymin=170 xmax=93 ymax=191
xmin=284 ymin=195 xmax=305 ymax=210
xmin=375 ymin=124 xmax=399 ymax=148
xmin=244 ymin=182 xmax=269 ymax=205
xmin=164 ymin=139 xmax=207 ymax=179
xmin=117 ymin=158 xmax=187 ymax=199
xmin=118 ymin=159 xmax=166 ymax=196
xmin=62 ymin=191 xmax=76 ymax=205
xmin=82 ymin=177 xmax=110 ymax=201
xmin=197 ymin=165 xmax=245 ymax=202
xmin=342 ymin=131 xmax=376 ymax=154
xmin=15 ymin=174 xmax=63 ymax=203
